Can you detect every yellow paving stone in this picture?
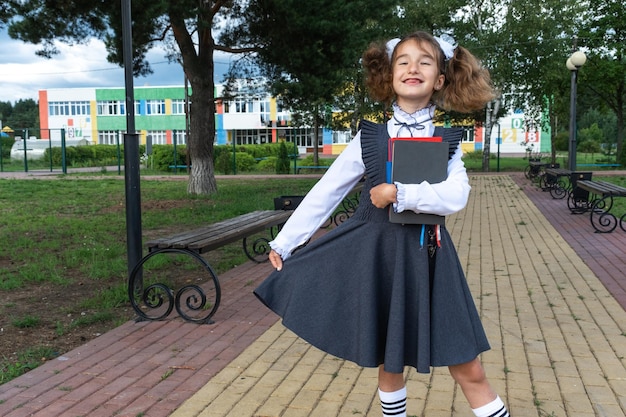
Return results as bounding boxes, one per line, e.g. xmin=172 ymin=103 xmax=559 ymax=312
xmin=168 ymin=175 xmax=626 ymax=417
xmin=301 ymin=372 xmax=335 ymax=391
xmin=308 ymin=398 xmax=343 ymax=417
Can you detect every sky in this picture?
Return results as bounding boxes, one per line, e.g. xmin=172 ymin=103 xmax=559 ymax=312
xmin=0 ymin=29 xmax=232 ymax=104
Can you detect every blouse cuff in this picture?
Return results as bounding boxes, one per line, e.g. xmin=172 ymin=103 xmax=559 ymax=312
xmin=393 ymin=181 xmax=421 ymax=213
xmin=393 ymin=182 xmax=405 ymax=213
xmin=269 ymin=239 xmax=292 ymax=261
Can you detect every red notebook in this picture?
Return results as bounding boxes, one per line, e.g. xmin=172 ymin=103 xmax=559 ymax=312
xmin=387 ymin=137 xmax=448 ymax=224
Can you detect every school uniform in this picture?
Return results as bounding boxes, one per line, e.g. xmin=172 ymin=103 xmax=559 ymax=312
xmin=255 ymin=104 xmax=490 ymax=374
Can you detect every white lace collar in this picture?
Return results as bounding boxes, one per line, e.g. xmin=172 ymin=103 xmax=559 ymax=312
xmin=389 ymin=102 xmax=436 ymax=137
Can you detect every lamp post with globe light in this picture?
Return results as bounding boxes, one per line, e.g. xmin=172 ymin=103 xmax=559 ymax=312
xmin=566 ymin=50 xmax=587 ymax=171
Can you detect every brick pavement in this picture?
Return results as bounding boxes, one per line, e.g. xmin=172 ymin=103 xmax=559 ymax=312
xmin=1 ymin=174 xmax=625 ymax=417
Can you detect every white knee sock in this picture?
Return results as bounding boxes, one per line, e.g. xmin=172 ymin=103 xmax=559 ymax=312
xmin=378 ymin=386 xmax=407 ymax=417
xmin=472 ymin=395 xmax=510 ymax=417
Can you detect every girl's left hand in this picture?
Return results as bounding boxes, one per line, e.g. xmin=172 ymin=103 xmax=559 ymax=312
xmin=370 ymin=183 xmax=397 ymax=208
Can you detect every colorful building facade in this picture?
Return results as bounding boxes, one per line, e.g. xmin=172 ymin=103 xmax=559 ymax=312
xmin=38 ymin=86 xmax=549 ymax=156
xmin=38 ymin=85 xmax=329 ymax=153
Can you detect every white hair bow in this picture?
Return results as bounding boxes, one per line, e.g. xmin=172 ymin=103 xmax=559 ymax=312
xmin=434 ymin=36 xmax=456 ymax=60
xmin=386 ymin=36 xmax=456 ymax=60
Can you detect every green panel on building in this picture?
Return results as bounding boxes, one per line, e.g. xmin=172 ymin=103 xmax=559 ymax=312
xmin=95 ymin=87 xmax=187 ymax=101
xmin=136 ymin=115 xmax=186 ymax=130
xmin=135 ymin=87 xmax=186 ymax=100
xmin=96 ymin=89 xmax=126 ymax=101
xmin=96 ymin=116 xmax=126 ymax=130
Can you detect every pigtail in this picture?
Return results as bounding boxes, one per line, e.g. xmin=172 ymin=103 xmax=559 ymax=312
xmin=362 ymin=41 xmax=395 ymax=105
xmin=438 ymin=46 xmax=495 ymax=113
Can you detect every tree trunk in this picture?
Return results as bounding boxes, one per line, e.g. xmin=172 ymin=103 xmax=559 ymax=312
xmin=186 ymin=79 xmax=218 ymax=195
xmin=170 ymin=8 xmax=218 ymax=195
xmin=550 ymin=105 xmax=558 ymax=164
xmin=482 ymin=102 xmax=492 ymax=172
xmin=617 ymin=86 xmax=624 ymax=165
xmin=481 ymin=98 xmax=501 ymax=172
xmin=313 ymin=105 xmax=320 ymax=165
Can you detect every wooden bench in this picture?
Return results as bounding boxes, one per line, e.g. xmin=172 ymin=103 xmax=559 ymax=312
xmin=542 ymin=167 xmax=569 ymax=198
xmin=145 ymin=210 xmax=292 ymax=256
xmin=566 ymin=172 xmax=593 ymax=213
xmin=128 ymin=210 xmax=294 ymax=324
xmin=542 ymin=169 xmax=594 ymax=202
xmin=574 ymin=180 xmax=626 ymax=233
xmin=524 ymin=161 xmax=549 ymax=181
xmin=128 ymin=183 xmax=364 ymax=324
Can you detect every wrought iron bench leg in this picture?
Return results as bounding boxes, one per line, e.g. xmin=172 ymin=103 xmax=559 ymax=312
xmin=242 ymin=224 xmax=283 ymax=263
xmin=128 ymin=248 xmax=221 ymax=324
xmin=589 ymin=195 xmax=617 ymax=233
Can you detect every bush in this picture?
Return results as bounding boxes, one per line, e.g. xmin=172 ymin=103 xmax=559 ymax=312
xmin=0 ymin=137 xmax=15 ymax=159
xmin=215 ymin=151 xmax=257 ymax=174
xmin=43 ymin=144 xmax=134 ymax=166
xmin=463 ymin=150 xmax=483 ymax=160
xmin=258 ymin=156 xmax=278 ymax=172
xmin=297 ymin=155 xmax=333 ymax=167
xmin=234 ymin=152 xmax=256 ymax=172
xmin=147 ymin=142 xmax=296 ymax=173
xmin=151 ymin=145 xmax=187 ymax=170
xmin=276 ymin=141 xmax=291 ymax=174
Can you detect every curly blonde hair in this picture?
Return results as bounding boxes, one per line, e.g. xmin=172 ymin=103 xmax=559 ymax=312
xmin=362 ymin=31 xmax=495 ymax=113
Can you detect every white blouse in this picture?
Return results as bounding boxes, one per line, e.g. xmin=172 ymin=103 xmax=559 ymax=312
xmin=270 ymin=105 xmax=471 ymax=260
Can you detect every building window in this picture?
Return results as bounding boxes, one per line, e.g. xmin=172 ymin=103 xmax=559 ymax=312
xmin=98 ymin=130 xmax=123 ymax=145
xmin=234 ymin=99 xmax=250 ymax=113
xmin=283 ymin=128 xmax=320 ymax=148
xmin=147 ymin=130 xmax=167 ymax=145
xmin=71 ymin=101 xmax=90 ymax=115
xmin=462 ymin=126 xmax=475 ymax=142
xmin=172 ymin=129 xmax=187 ymax=145
xmin=146 ymin=100 xmax=166 ymax=115
xmin=49 ymin=101 xmax=91 ymax=116
xmin=171 ymin=99 xmax=186 ymax=115
xmin=97 ymin=101 xmax=125 ymax=116
xmin=233 ymin=129 xmax=272 ymax=145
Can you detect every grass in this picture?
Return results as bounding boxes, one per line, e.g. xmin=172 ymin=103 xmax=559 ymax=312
xmin=0 ymin=175 xmax=319 ymax=383
xmin=0 ymin=176 xmax=319 ymax=290
xmin=0 ymin=346 xmax=58 ymax=384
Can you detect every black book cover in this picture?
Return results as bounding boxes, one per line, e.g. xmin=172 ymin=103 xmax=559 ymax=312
xmin=389 ymin=140 xmax=449 ymax=224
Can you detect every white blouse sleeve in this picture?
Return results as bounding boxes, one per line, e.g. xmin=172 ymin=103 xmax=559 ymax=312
xmin=394 ymin=146 xmax=470 ymax=216
xmin=270 ymin=134 xmax=366 ymax=260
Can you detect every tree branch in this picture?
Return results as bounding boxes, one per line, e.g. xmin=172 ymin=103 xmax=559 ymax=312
xmin=214 ymin=45 xmax=259 ymax=54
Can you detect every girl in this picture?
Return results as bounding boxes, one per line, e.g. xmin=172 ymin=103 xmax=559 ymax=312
xmin=255 ymin=31 xmax=510 ymax=417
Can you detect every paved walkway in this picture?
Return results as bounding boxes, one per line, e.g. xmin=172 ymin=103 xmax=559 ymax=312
xmin=1 ymin=174 xmax=625 ymax=417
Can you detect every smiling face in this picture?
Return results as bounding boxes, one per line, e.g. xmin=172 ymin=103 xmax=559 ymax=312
xmin=392 ymin=39 xmax=445 ymax=113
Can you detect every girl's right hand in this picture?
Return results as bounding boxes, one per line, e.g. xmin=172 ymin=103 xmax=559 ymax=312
xmin=269 ymin=249 xmax=284 ymax=271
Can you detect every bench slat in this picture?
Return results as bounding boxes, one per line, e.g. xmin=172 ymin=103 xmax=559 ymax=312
xmin=147 ymin=211 xmax=262 ymax=249
xmin=187 ymin=211 xmax=292 ymax=253
xmin=146 ymin=210 xmax=292 ymax=253
xmin=576 ymin=180 xmax=626 ymax=197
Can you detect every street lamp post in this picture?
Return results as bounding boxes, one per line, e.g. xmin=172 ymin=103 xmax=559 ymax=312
xmin=566 ymin=50 xmax=587 ymax=171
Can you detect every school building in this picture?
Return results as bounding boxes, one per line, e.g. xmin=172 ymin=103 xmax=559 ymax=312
xmin=37 ymin=85 xmax=550 ymax=156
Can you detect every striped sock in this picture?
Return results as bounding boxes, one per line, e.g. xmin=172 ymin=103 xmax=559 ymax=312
xmin=472 ymin=395 xmax=510 ymax=417
xmin=378 ymin=387 xmax=407 ymax=417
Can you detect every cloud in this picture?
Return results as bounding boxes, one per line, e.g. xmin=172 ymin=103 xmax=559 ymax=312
xmin=0 ymin=30 xmax=231 ymax=103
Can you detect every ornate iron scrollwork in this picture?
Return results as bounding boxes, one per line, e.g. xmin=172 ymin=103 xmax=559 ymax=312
xmin=243 ymin=224 xmax=282 ymax=263
xmin=589 ymin=196 xmax=618 ymax=233
xmin=128 ymin=248 xmax=221 ymax=324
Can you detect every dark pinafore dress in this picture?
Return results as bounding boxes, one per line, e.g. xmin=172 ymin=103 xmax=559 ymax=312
xmin=254 ymin=120 xmax=490 ymax=374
